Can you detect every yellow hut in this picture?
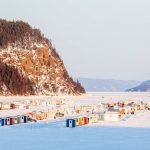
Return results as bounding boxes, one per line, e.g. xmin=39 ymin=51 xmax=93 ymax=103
xmin=76 ymin=117 xmax=83 ymax=126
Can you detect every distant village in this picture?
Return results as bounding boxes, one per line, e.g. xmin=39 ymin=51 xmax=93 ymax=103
xmin=0 ymin=98 xmax=150 ymax=127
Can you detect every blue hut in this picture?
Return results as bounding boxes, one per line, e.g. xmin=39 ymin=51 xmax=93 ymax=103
xmin=66 ymin=119 xmax=76 ymax=128
xmin=0 ymin=118 xmax=5 ymax=126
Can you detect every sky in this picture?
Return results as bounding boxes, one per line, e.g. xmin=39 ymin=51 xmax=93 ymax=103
xmin=0 ymin=0 xmax=150 ymax=80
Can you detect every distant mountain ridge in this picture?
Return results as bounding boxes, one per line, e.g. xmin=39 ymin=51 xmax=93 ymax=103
xmin=126 ymin=80 xmax=150 ymax=92
xmin=78 ymin=78 xmax=141 ymax=92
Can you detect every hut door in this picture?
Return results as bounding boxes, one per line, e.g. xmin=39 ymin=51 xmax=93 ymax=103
xmin=69 ymin=120 xmax=72 ymax=127
xmin=7 ymin=118 xmax=10 ymax=125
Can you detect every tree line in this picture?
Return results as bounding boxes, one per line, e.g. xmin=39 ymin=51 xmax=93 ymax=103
xmin=0 ymin=19 xmax=50 ymax=48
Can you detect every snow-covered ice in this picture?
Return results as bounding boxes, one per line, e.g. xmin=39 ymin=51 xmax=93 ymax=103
xmin=0 ymin=121 xmax=150 ymax=150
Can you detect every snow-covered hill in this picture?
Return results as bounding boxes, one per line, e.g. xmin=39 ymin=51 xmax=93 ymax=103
xmin=0 ymin=19 xmax=85 ymax=96
xmin=127 ymin=80 xmax=150 ymax=92
xmin=79 ymin=78 xmax=141 ymax=92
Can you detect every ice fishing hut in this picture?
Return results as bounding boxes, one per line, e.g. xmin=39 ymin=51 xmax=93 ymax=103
xmin=0 ymin=118 xmax=1 ymax=126
xmin=0 ymin=118 xmax=5 ymax=126
xmin=10 ymin=117 xmax=14 ymax=125
xmin=6 ymin=117 xmax=10 ymax=125
xmin=89 ymin=115 xmax=94 ymax=124
xmin=93 ymin=114 xmax=98 ymax=123
xmin=76 ymin=117 xmax=83 ymax=126
xmin=24 ymin=115 xmax=28 ymax=123
xmin=20 ymin=115 xmax=28 ymax=123
xmin=13 ymin=116 xmax=19 ymax=124
xmin=66 ymin=119 xmax=76 ymax=128
xmin=89 ymin=114 xmax=98 ymax=123
xmin=20 ymin=115 xmax=25 ymax=123
xmin=97 ymin=112 xmax=105 ymax=121
xmin=83 ymin=116 xmax=89 ymax=125
xmin=3 ymin=118 xmax=8 ymax=126
xmin=104 ymin=109 xmax=120 ymax=121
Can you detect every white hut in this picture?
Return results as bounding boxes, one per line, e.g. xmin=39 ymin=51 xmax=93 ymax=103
xmin=20 ymin=115 xmax=25 ymax=123
xmin=104 ymin=110 xmax=120 ymax=121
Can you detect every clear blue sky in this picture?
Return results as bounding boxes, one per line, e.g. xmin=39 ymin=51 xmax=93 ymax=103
xmin=0 ymin=0 xmax=150 ymax=80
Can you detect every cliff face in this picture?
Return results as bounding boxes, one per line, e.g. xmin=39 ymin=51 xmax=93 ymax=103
xmin=0 ymin=19 xmax=85 ymax=96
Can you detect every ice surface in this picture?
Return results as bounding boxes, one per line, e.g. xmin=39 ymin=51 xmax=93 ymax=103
xmin=0 ymin=122 xmax=150 ymax=150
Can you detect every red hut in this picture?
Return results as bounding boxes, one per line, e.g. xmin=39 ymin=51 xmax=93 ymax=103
xmin=83 ymin=116 xmax=89 ymax=125
xmin=10 ymin=117 xmax=14 ymax=125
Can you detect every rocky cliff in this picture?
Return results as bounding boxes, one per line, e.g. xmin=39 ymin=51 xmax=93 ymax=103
xmin=0 ymin=19 xmax=85 ymax=96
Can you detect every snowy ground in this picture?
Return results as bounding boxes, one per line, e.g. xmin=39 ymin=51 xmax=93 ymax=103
xmin=0 ymin=121 xmax=150 ymax=150
xmin=74 ymin=92 xmax=150 ymax=105
xmin=92 ymin=110 xmax=150 ymax=128
xmin=0 ymin=92 xmax=150 ymax=150
xmin=1 ymin=92 xmax=150 ymax=103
